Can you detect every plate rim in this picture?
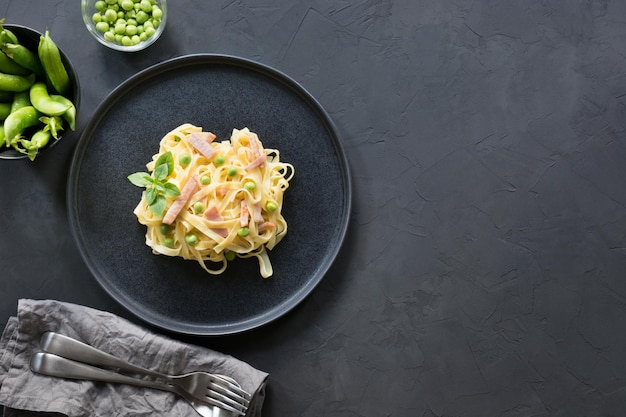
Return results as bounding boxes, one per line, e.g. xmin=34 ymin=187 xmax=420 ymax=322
xmin=66 ymin=53 xmax=352 ymax=336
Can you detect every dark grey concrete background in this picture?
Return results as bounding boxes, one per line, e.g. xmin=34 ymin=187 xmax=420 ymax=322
xmin=2 ymin=1 xmax=626 ymax=416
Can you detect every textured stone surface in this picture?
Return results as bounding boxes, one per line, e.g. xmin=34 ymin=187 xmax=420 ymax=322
xmin=2 ymin=1 xmax=626 ymax=416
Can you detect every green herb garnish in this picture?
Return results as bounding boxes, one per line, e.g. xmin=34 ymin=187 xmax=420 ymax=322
xmin=128 ymin=151 xmax=181 ymax=216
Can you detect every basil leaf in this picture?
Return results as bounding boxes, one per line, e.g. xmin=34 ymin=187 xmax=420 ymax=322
xmin=154 ymin=151 xmax=174 ymax=177
xmin=145 ymin=187 xmax=158 ymax=205
xmin=150 ymin=195 xmax=167 ymax=217
xmin=127 ymin=172 xmax=152 ymax=187
xmin=162 ymin=182 xmax=181 ymax=198
xmin=154 ymin=163 xmax=169 ymax=181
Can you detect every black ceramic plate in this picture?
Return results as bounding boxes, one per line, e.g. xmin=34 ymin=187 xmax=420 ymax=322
xmin=67 ymin=54 xmax=351 ymax=335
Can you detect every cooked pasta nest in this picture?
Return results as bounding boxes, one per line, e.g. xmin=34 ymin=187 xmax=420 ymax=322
xmin=132 ymin=123 xmax=294 ymax=278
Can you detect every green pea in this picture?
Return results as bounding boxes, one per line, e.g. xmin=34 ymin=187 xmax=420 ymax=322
xmin=225 ymin=251 xmax=236 ymax=261
xmin=136 ymin=10 xmax=149 ymax=24
xmin=131 ymin=35 xmax=141 ymax=44
xmin=140 ymin=0 xmax=152 ymax=12
xmin=266 ymin=201 xmax=278 ymax=212
xmin=95 ymin=21 xmax=110 ymax=33
xmin=114 ymin=23 xmax=126 ymax=34
xmin=193 ymin=202 xmax=205 ymax=213
xmin=121 ymin=0 xmax=134 ymax=10
xmin=238 ymin=227 xmax=250 ymax=237
xmin=104 ymin=30 xmax=116 ymax=42
xmin=104 ymin=8 xmax=118 ymax=22
xmin=214 ymin=155 xmax=225 ymax=165
xmin=95 ymin=0 xmax=108 ymax=11
xmin=122 ymin=35 xmax=132 ymax=46
xmin=244 ymin=181 xmax=256 ymax=191
xmin=160 ymin=224 xmax=172 ymax=235
xmin=92 ymin=13 xmax=103 ymax=23
xmin=185 ymin=233 xmax=199 ymax=246
xmin=227 ymin=166 xmax=238 ymax=177
xmin=152 ymin=5 xmax=163 ymax=18
xmin=164 ymin=237 xmax=174 ymax=248
xmin=179 ymin=152 xmax=191 ymax=166
xmin=200 ymin=175 xmax=211 ymax=185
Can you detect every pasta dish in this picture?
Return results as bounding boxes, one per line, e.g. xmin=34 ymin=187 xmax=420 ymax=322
xmin=131 ymin=123 xmax=294 ymax=278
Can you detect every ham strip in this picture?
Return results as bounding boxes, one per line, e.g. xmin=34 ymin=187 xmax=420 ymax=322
xmin=162 ymin=176 xmax=198 ymax=225
xmin=204 ymin=205 xmax=228 ymax=238
xmin=240 ymin=201 xmax=249 ymax=227
xmin=189 ymin=132 xmax=217 ymax=159
xmin=257 ymin=222 xmax=276 ymax=232
xmin=252 ymin=203 xmax=264 ymax=223
xmin=246 ymin=153 xmax=267 ymax=170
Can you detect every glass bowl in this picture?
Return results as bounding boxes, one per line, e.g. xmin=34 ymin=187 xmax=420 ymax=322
xmin=0 ymin=24 xmax=80 ymax=161
xmin=81 ymin=0 xmax=167 ymax=52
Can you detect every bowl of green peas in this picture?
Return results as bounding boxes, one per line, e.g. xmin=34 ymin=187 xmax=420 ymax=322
xmin=82 ymin=0 xmax=166 ymax=52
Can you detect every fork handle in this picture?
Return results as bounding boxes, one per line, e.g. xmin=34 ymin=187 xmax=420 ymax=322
xmin=30 ymin=352 xmax=178 ymax=394
xmin=40 ymin=332 xmax=167 ymax=380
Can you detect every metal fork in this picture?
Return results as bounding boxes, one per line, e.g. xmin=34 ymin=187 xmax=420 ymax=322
xmin=30 ymin=352 xmax=237 ymax=417
xmin=38 ymin=332 xmax=250 ymax=415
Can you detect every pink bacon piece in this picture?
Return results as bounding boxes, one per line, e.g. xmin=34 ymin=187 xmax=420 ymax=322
xmin=257 ymin=222 xmax=276 ymax=232
xmin=162 ymin=176 xmax=199 ymax=225
xmin=246 ymin=153 xmax=267 ymax=171
xmin=189 ymin=132 xmax=217 ymax=159
xmin=204 ymin=205 xmax=228 ymax=238
xmin=252 ymin=203 xmax=264 ymax=223
xmin=240 ymin=201 xmax=249 ymax=227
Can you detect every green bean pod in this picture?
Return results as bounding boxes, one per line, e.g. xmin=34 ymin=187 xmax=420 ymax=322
xmin=0 ymin=124 xmax=5 ymax=148
xmin=0 ymin=28 xmax=19 ymax=45
xmin=0 ymin=72 xmax=35 ymax=92
xmin=0 ymin=102 xmax=10 ymax=120
xmin=0 ymin=43 xmax=44 ymax=77
xmin=30 ymin=128 xmax=52 ymax=149
xmin=49 ymin=94 xmax=76 ymax=130
xmin=38 ymin=31 xmax=70 ymax=95
xmin=0 ymin=50 xmax=31 ymax=76
xmin=29 ymin=82 xmax=70 ymax=116
xmin=10 ymin=91 xmax=30 ymax=112
xmin=3 ymin=105 xmax=41 ymax=144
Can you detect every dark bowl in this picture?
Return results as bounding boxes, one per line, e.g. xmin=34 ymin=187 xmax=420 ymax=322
xmin=0 ymin=24 xmax=80 ymax=160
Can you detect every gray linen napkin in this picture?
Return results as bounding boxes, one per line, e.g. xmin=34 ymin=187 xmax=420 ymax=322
xmin=0 ymin=299 xmax=268 ymax=417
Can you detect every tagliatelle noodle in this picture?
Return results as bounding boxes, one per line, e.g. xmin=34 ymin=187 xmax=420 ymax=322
xmin=132 ymin=123 xmax=294 ymax=278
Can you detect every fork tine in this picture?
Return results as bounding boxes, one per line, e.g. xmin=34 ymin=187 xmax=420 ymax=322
xmin=192 ymin=397 xmax=246 ymax=417
xmin=205 ymin=388 xmax=248 ymax=413
xmin=210 ymin=374 xmax=252 ymax=400
xmin=208 ymin=381 xmax=250 ymax=406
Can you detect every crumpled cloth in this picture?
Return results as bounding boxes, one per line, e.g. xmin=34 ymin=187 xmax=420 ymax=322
xmin=0 ymin=299 xmax=268 ymax=417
